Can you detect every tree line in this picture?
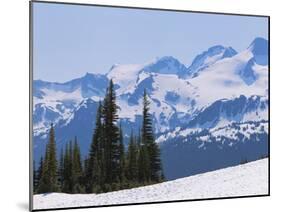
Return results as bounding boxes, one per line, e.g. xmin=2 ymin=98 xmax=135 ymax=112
xmin=34 ymin=80 xmax=165 ymax=194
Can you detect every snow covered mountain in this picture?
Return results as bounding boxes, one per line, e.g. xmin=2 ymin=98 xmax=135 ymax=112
xmin=33 ymin=37 xmax=269 ymax=179
xmin=33 ymin=73 xmax=108 ymax=136
xmin=185 ymin=45 xmax=237 ymax=77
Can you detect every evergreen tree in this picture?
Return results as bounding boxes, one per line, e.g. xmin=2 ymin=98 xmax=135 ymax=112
xmin=118 ymin=123 xmax=126 ymax=186
xmin=37 ymin=147 xmax=49 ymax=193
xmin=62 ymin=142 xmax=71 ymax=193
xmin=37 ymin=124 xmax=59 ymax=193
xmin=102 ymin=80 xmax=120 ymax=186
xmin=35 ymin=156 xmax=44 ymax=193
xmin=82 ymin=156 xmax=90 ymax=192
xmin=86 ymin=102 xmax=103 ymax=193
xmin=138 ymin=144 xmax=150 ymax=183
xmin=126 ymin=131 xmax=138 ymax=183
xmin=72 ymin=137 xmax=84 ymax=193
xmin=47 ymin=124 xmax=59 ymax=191
xmin=58 ymin=148 xmax=64 ymax=189
xmin=69 ymin=140 xmax=74 ymax=192
xmin=141 ymin=90 xmax=164 ymax=182
xmin=33 ymin=160 xmax=37 ymax=192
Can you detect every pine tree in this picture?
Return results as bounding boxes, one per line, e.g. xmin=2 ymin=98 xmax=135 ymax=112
xmin=72 ymin=137 xmax=83 ymax=193
xmin=33 ymin=160 xmax=37 ymax=193
xmin=58 ymin=148 xmax=64 ymax=189
xmin=138 ymin=144 xmax=150 ymax=183
xmin=69 ymin=140 xmax=74 ymax=192
xmin=47 ymin=124 xmax=60 ymax=191
xmin=37 ymin=124 xmax=59 ymax=193
xmin=35 ymin=156 xmax=44 ymax=193
xmin=37 ymin=147 xmax=49 ymax=193
xmin=141 ymin=90 xmax=164 ymax=182
xmin=62 ymin=142 xmax=71 ymax=193
xmin=102 ymin=80 xmax=120 ymax=186
xmin=86 ymin=102 xmax=103 ymax=193
xmin=118 ymin=123 xmax=126 ymax=186
xmin=126 ymin=131 xmax=138 ymax=183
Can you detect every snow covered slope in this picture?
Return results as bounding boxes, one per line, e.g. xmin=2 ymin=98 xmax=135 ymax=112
xmin=33 ymin=158 xmax=268 ymax=210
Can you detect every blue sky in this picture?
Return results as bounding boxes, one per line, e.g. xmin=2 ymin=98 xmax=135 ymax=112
xmin=33 ymin=2 xmax=268 ymax=82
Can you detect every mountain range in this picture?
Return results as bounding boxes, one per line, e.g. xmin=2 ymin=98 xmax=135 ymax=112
xmin=33 ymin=37 xmax=269 ymax=180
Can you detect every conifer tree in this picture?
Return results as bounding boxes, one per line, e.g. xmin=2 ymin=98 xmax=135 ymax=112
xmin=102 ymin=80 xmax=120 ymax=185
xmin=37 ymin=147 xmax=49 ymax=193
xmin=141 ymin=90 xmax=164 ymax=182
xmin=72 ymin=137 xmax=83 ymax=193
xmin=62 ymin=142 xmax=71 ymax=193
xmin=58 ymin=148 xmax=64 ymax=189
xmin=47 ymin=124 xmax=59 ymax=191
xmin=37 ymin=124 xmax=59 ymax=193
xmin=69 ymin=140 xmax=74 ymax=192
xmin=35 ymin=156 xmax=44 ymax=193
xmin=118 ymin=123 xmax=126 ymax=185
xmin=127 ymin=131 xmax=138 ymax=183
xmin=138 ymin=144 xmax=150 ymax=183
xmin=33 ymin=160 xmax=37 ymax=192
xmin=86 ymin=102 xmax=103 ymax=193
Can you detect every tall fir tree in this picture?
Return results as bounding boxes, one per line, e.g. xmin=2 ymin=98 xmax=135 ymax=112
xmin=126 ymin=131 xmax=138 ymax=183
xmin=68 ymin=140 xmax=74 ymax=192
xmin=37 ymin=147 xmax=49 ymax=193
xmin=37 ymin=124 xmax=59 ymax=193
xmin=141 ymin=90 xmax=164 ymax=182
xmin=62 ymin=142 xmax=71 ymax=193
xmin=118 ymin=123 xmax=126 ymax=185
xmin=138 ymin=144 xmax=150 ymax=183
xmin=58 ymin=148 xmax=64 ymax=189
xmin=86 ymin=101 xmax=104 ymax=193
xmin=33 ymin=160 xmax=37 ymax=192
xmin=47 ymin=124 xmax=60 ymax=191
xmin=35 ymin=156 xmax=44 ymax=193
xmin=102 ymin=79 xmax=120 ymax=186
xmin=72 ymin=137 xmax=83 ymax=192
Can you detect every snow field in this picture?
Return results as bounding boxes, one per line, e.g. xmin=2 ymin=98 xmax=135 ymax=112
xmin=33 ymin=158 xmax=268 ymax=210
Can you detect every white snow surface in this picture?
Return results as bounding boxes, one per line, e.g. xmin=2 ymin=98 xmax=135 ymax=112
xmin=33 ymin=159 xmax=268 ymax=210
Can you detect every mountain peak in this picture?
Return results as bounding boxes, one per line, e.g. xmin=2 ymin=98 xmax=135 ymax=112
xmin=82 ymin=72 xmax=104 ymax=79
xmin=155 ymin=56 xmax=179 ymax=63
xmin=186 ymin=45 xmax=237 ymax=77
xmin=142 ymin=56 xmax=188 ymax=75
xmin=248 ymin=37 xmax=268 ymax=65
xmin=248 ymin=37 xmax=268 ymax=55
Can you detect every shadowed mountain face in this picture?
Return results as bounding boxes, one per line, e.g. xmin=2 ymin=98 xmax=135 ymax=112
xmin=33 ymin=38 xmax=269 ymax=179
xmin=248 ymin=37 xmax=268 ymax=65
xmin=185 ymin=45 xmax=237 ymax=77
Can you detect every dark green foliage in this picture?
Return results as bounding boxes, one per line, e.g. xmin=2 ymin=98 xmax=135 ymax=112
xmin=72 ymin=137 xmax=83 ymax=193
xmin=141 ymin=90 xmax=164 ymax=182
xmin=58 ymin=148 xmax=64 ymax=189
xmin=60 ymin=139 xmax=85 ymax=193
xmin=37 ymin=124 xmax=59 ymax=193
xmin=34 ymin=156 xmax=43 ymax=193
xmin=63 ymin=141 xmax=73 ymax=193
xmin=102 ymin=80 xmax=121 ymax=185
xmin=118 ymin=124 xmax=126 ymax=186
xmin=126 ymin=131 xmax=138 ymax=182
xmin=47 ymin=124 xmax=60 ymax=191
xmin=138 ymin=144 xmax=150 ymax=183
xmin=85 ymin=102 xmax=104 ymax=193
xmin=33 ymin=160 xmax=37 ymax=192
